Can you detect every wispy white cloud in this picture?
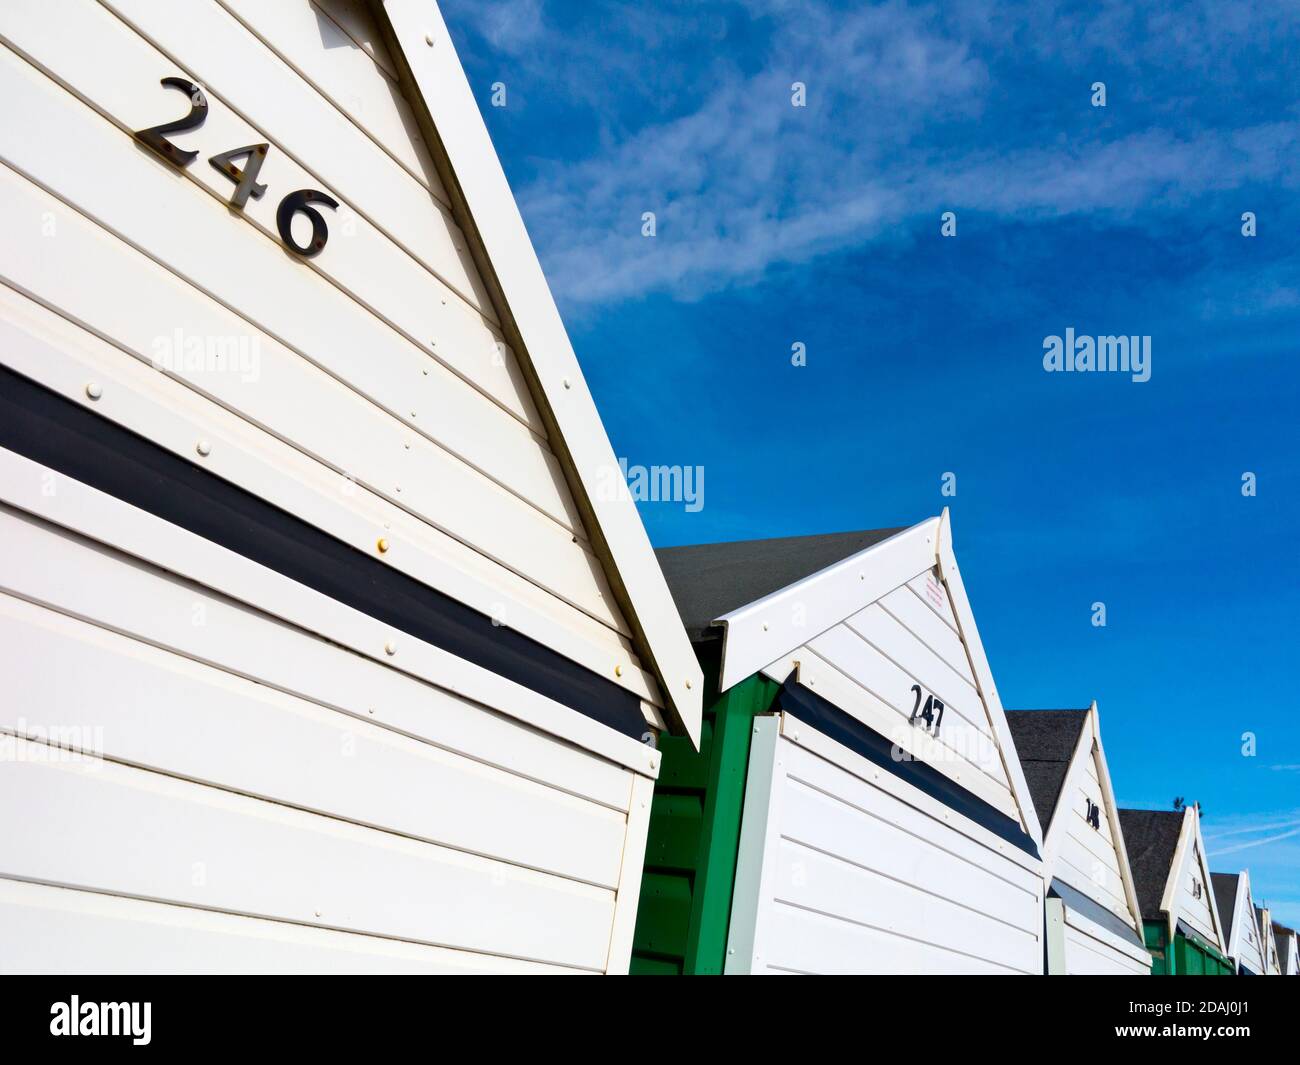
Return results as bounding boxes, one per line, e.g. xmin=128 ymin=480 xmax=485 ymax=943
xmin=453 ymin=0 xmax=1300 ymax=304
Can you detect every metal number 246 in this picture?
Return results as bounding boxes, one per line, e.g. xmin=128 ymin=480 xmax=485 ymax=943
xmin=909 ymin=683 xmax=945 ymax=737
xmin=132 ymin=76 xmax=337 ymax=259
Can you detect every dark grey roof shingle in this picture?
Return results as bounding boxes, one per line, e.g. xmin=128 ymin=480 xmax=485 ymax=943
xmin=1003 ymin=710 xmax=1089 ymax=830
xmin=654 ymin=527 xmax=907 ymax=642
xmin=1211 ymin=872 xmax=1241 ymax=941
xmin=1118 ymin=809 xmax=1185 ymax=921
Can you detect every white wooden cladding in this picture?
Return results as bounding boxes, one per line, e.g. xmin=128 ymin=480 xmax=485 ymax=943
xmin=220 ymin=0 xmax=447 ymax=202
xmin=1 ymin=742 xmax=615 ymax=969
xmin=761 ymin=567 xmax=1018 ymax=820
xmin=0 ymin=879 xmax=580 ymax=975
xmin=0 ymin=448 xmax=657 ymax=779
xmin=378 ymin=0 xmax=705 ymax=735
xmin=1177 ymin=841 xmax=1220 ymax=947
xmin=0 ymin=285 xmax=661 ymax=706
xmin=0 ymin=25 xmax=583 ymax=528
xmin=0 ymin=2 xmax=675 ymax=682
xmin=1053 ymin=748 xmax=1131 ymax=922
xmin=1231 ymin=880 xmax=1267 ymax=975
xmin=1061 ymin=913 xmax=1151 ymax=976
xmin=0 ymin=596 xmax=628 ymax=888
xmin=0 ymin=502 xmax=653 ymax=971
xmin=726 ymin=717 xmax=1044 ymax=975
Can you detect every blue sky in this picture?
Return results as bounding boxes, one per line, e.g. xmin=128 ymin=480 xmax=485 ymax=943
xmin=443 ymin=0 xmax=1300 ymax=925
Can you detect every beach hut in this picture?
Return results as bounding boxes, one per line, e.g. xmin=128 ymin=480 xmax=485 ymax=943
xmin=0 ymin=0 xmax=702 ymax=973
xmin=1210 ymin=872 xmax=1267 ymax=975
xmin=1004 ymin=705 xmax=1150 ymax=974
xmin=1119 ymin=807 xmax=1232 ymax=974
xmin=1257 ymin=906 xmax=1281 ymax=975
xmin=631 ymin=511 xmax=1046 ymax=974
xmin=1273 ymin=922 xmax=1298 ymax=976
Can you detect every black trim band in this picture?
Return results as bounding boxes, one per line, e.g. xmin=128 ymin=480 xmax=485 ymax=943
xmin=777 ymin=679 xmax=1040 ymax=858
xmin=0 ymin=365 xmax=647 ymax=740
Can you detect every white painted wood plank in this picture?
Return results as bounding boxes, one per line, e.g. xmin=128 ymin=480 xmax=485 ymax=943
xmin=378 ymin=0 xmax=705 ymax=739
xmin=605 ymin=773 xmax=653 ymax=974
xmin=0 ymin=42 xmax=586 ymax=536
xmin=808 ymin=623 xmax=1009 ymax=789
xmin=906 ymin=568 xmax=959 ymax=632
xmin=219 ymin=0 xmax=441 ymax=194
xmin=0 ymin=161 xmax=627 ymax=630
xmin=780 ymin=713 xmax=1039 ymax=876
xmin=0 ymin=290 xmax=660 ymax=704
xmin=1063 ymin=920 xmax=1149 ymax=975
xmin=0 ymin=594 xmax=628 ymax=887
xmin=842 ymin=603 xmax=990 ymax=737
xmin=0 ymin=743 xmax=614 ymax=969
xmin=770 ymin=646 xmax=1018 ymax=818
xmin=768 ymin=836 xmax=1039 ymax=972
xmin=102 ymin=0 xmax=500 ymax=325
xmin=0 ymin=878 xmax=583 ymax=974
xmin=0 ymin=459 xmax=659 ymax=779
xmin=762 ymin=902 xmax=1026 ymax=975
xmin=778 ymin=768 xmax=1038 ymax=933
xmin=723 ymin=716 xmax=784 ymax=974
xmin=878 ymin=584 xmax=974 ymax=682
xmin=1061 ymin=906 xmax=1152 ymax=970
xmin=0 ymin=0 xmax=527 ymax=422
xmin=315 ymin=0 xmax=397 ymax=78
xmin=936 ymin=513 xmax=1043 ymax=847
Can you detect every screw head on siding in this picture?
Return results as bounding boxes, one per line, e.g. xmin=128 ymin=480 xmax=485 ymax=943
xmin=196 ymin=440 xmax=212 ymax=457
xmin=685 ymin=679 xmax=692 ymax=689
xmin=85 ymin=382 xmax=103 ymax=400
xmin=377 ymin=537 xmax=390 ymax=554
xmin=384 ymin=640 xmax=397 ymax=656
xmin=425 ymin=32 xmax=435 ymax=46
xmin=614 ymin=664 xmax=623 ymax=677
xmin=562 ymin=378 xmax=571 ymax=390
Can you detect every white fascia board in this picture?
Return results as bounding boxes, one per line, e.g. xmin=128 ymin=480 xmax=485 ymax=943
xmin=1163 ymin=806 xmax=1226 ymax=948
xmin=1233 ymin=870 xmax=1254 ymax=960
xmin=372 ymin=0 xmax=703 ymax=744
xmin=1089 ymin=703 xmax=1147 ymax=939
xmin=715 ymin=517 xmax=941 ymax=693
xmin=936 ymin=508 xmax=1044 ymax=848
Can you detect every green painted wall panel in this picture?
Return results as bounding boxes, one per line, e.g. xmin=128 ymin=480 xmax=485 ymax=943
xmin=631 ymin=648 xmax=778 ymax=975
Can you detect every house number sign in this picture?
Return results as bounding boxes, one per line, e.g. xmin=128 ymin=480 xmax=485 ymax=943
xmin=908 ymin=683 xmax=945 ymax=737
xmin=133 ymin=77 xmax=338 ymax=258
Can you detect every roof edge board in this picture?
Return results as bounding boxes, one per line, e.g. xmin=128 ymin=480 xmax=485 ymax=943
xmin=715 ymin=517 xmax=941 ymax=692
xmin=1162 ymin=805 xmax=1226 ymax=948
xmin=369 ymin=0 xmax=703 ymax=743
xmin=936 ymin=507 xmax=1044 ymax=848
xmin=1088 ymin=702 xmax=1147 ymax=939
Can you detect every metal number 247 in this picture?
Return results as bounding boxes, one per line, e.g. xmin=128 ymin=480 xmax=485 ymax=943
xmin=132 ymin=76 xmax=337 ymax=259
xmin=909 ymin=684 xmax=945 ymax=737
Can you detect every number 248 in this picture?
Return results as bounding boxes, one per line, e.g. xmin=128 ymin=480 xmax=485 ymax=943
xmin=133 ymin=77 xmax=337 ymax=259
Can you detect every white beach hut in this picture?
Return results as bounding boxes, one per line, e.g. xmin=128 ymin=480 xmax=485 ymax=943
xmin=1005 ymin=705 xmax=1150 ymax=974
xmin=1211 ymin=871 xmax=1267 ymax=976
xmin=645 ymin=511 xmax=1047 ymax=974
xmin=0 ymin=0 xmax=701 ymax=973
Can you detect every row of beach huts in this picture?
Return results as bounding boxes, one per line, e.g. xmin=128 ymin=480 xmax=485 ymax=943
xmin=0 ymin=0 xmax=1291 ymax=974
